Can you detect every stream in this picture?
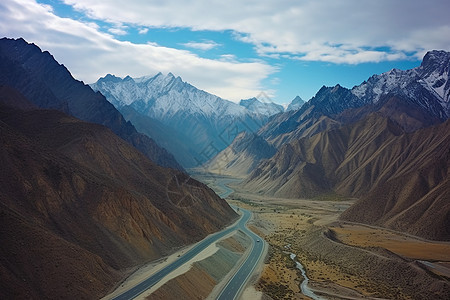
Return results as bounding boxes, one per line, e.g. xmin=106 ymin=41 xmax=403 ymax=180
xmin=205 ymin=174 xmax=325 ymax=299
xmin=289 ymin=253 xmax=325 ymax=300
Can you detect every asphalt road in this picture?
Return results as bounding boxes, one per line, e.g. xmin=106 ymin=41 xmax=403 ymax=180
xmin=111 ymin=177 xmax=265 ymax=300
xmin=215 ymin=177 xmax=266 ymax=300
xmin=111 ymin=211 xmax=247 ymax=300
xmin=216 ymin=209 xmax=265 ymax=300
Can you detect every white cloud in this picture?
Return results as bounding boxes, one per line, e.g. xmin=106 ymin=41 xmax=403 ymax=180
xmin=108 ymin=27 xmax=127 ymax=36
xmin=138 ymin=27 xmax=149 ymax=34
xmin=219 ymin=54 xmax=237 ymax=62
xmin=182 ymin=40 xmax=221 ymax=51
xmin=0 ymin=0 xmax=275 ymax=101
xmin=61 ymin=0 xmax=450 ymax=64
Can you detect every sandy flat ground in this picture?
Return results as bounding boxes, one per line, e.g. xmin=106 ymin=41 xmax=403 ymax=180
xmin=330 ymin=223 xmax=450 ymax=261
xmin=241 ymin=285 xmax=264 ymax=300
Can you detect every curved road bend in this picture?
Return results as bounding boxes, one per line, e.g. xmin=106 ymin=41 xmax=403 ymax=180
xmin=111 ymin=211 xmax=249 ymax=300
xmin=111 ymin=177 xmax=265 ymax=300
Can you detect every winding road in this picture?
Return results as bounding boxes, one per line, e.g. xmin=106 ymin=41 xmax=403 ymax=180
xmin=110 ymin=176 xmax=265 ymax=300
xmin=215 ymin=177 xmax=266 ymax=300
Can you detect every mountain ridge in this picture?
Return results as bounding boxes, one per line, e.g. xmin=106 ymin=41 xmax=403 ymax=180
xmin=239 ymin=97 xmax=284 ymax=116
xmin=91 ymin=73 xmax=269 ymax=167
xmin=0 ymin=37 xmax=182 ymax=170
xmin=210 ymin=50 xmax=450 ymax=241
xmin=241 ymin=108 xmax=449 ymax=240
xmin=258 ymin=50 xmax=450 ymax=147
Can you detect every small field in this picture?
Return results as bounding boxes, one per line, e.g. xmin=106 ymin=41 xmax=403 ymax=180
xmin=330 ymin=223 xmax=450 ymax=261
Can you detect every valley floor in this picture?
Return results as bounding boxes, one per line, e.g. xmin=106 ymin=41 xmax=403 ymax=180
xmin=218 ymin=177 xmax=450 ymax=300
xmin=103 ymin=172 xmax=450 ymax=300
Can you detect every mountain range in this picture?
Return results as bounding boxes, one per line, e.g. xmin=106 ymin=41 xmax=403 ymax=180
xmin=0 ymin=37 xmax=182 ymax=170
xmin=259 ymin=50 xmax=449 ymax=148
xmin=91 ymin=74 xmax=294 ymax=168
xmin=0 ymin=38 xmax=237 ymax=298
xmin=211 ymin=50 xmax=450 ymax=241
xmin=1 ymin=35 xmax=449 ymax=299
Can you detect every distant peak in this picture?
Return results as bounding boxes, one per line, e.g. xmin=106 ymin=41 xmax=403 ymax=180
xmin=105 ymin=73 xmax=118 ymax=79
xmin=421 ymin=50 xmax=450 ymax=67
xmin=98 ymin=74 xmax=122 ymax=83
xmin=331 ymin=84 xmax=343 ymax=92
xmin=286 ymin=95 xmax=306 ymax=111
xmin=387 ymin=68 xmax=402 ymax=75
xmin=425 ymin=49 xmax=449 ymax=57
xmin=150 ymin=72 xmax=163 ymax=79
xmin=167 ymin=72 xmax=175 ymax=78
xmin=123 ymin=75 xmax=134 ymax=82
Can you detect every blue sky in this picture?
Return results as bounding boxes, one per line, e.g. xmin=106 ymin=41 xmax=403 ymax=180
xmin=1 ymin=0 xmax=449 ymax=104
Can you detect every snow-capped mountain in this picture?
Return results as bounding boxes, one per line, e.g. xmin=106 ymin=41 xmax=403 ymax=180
xmin=91 ymin=72 xmax=251 ymax=120
xmin=286 ymin=96 xmax=306 ymax=111
xmin=258 ymin=50 xmax=450 ymax=145
xmin=352 ymin=50 xmax=450 ymax=119
xmin=239 ymin=97 xmax=284 ymax=116
xmin=91 ymin=73 xmax=268 ymax=167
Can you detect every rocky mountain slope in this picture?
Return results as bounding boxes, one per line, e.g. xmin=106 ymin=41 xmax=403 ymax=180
xmin=204 ymin=131 xmax=277 ymax=177
xmin=243 ymin=107 xmax=449 ymax=240
xmin=0 ymin=86 xmax=237 ymax=299
xmin=352 ymin=50 xmax=450 ymax=116
xmin=0 ymin=37 xmax=182 ymax=170
xmin=259 ymin=50 xmax=449 ymax=147
xmin=91 ymin=73 xmax=268 ymax=168
xmin=215 ymin=50 xmax=450 ymax=241
xmin=340 ymin=119 xmax=449 ymax=241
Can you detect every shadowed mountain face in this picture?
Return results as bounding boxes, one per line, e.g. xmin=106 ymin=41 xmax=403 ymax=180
xmin=0 ymin=86 xmax=237 ymax=298
xmin=0 ymin=37 xmax=182 ymax=170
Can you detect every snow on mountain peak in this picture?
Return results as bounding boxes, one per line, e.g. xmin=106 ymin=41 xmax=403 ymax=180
xmin=239 ymin=97 xmax=284 ymax=116
xmin=286 ymin=95 xmax=306 ymax=111
xmin=351 ymin=50 xmax=450 ymax=117
xmin=91 ymin=72 xmax=261 ymax=119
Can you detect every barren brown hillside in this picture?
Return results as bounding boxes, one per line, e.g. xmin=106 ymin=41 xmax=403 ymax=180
xmin=243 ymin=109 xmax=449 ymax=240
xmin=0 ymin=90 xmax=237 ymax=298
